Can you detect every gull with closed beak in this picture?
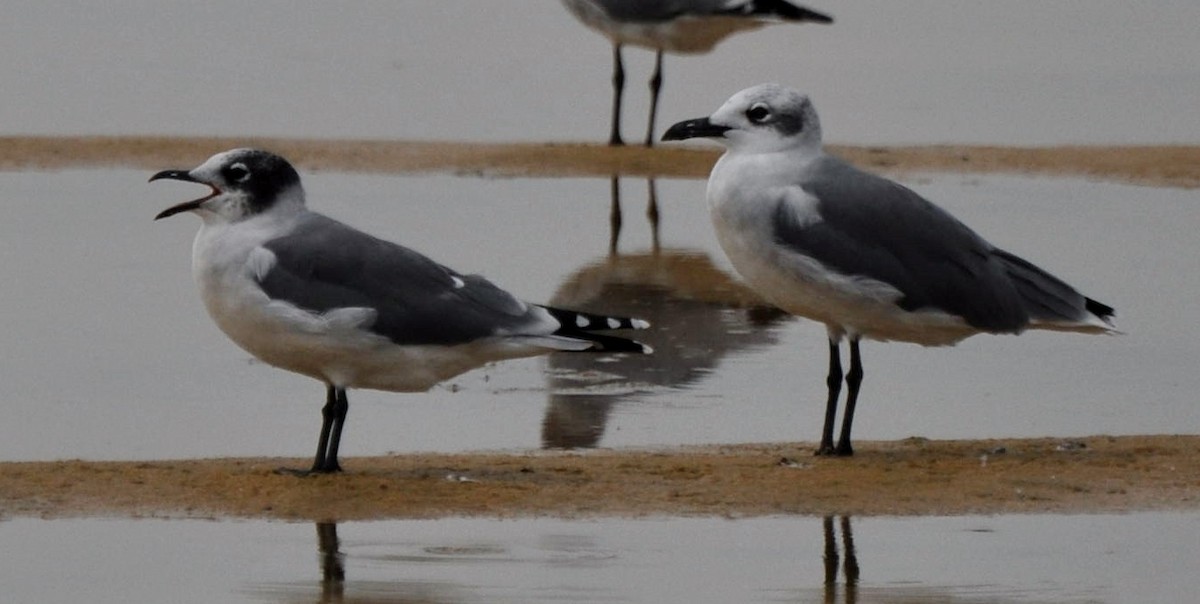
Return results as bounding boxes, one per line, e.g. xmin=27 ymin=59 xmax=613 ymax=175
xmin=663 ymin=84 xmax=1116 ymax=455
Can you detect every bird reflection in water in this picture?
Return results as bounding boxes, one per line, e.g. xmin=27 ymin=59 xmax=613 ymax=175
xmin=607 ymin=176 xmax=661 ymax=255
xmin=317 ymin=522 xmax=345 ymax=603
xmin=249 ymin=522 xmax=448 ymax=604
xmin=822 ymin=516 xmax=860 ymax=604
xmin=544 ymin=177 xmax=789 ymax=448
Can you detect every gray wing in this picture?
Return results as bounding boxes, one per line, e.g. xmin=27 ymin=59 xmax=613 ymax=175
xmin=775 ymin=156 xmax=1030 ymax=332
xmin=256 ymin=214 xmax=546 ymax=345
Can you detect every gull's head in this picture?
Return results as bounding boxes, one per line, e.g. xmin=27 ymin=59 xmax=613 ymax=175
xmin=662 ymin=83 xmax=821 ymax=154
xmin=149 ymin=148 xmax=304 ymax=223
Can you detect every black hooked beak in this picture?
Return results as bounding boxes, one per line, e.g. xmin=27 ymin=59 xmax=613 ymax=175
xmin=661 ymin=117 xmax=731 ymax=142
xmin=149 ymin=169 xmax=219 ymax=220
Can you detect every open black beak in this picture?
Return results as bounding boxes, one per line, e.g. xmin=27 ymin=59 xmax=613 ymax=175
xmin=661 ymin=117 xmax=731 ymax=142
xmin=149 ymin=169 xmax=219 ymax=220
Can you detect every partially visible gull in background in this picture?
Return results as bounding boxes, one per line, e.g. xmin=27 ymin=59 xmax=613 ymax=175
xmin=561 ymin=0 xmax=832 ymax=146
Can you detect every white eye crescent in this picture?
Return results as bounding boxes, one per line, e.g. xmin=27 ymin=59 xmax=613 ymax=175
xmin=746 ymin=103 xmax=771 ymax=124
xmin=226 ymin=163 xmax=250 ymax=182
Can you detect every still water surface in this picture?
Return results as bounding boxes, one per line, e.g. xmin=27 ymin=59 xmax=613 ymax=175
xmin=2 ymin=2 xmax=1199 ymax=145
xmin=3 ymin=513 xmax=1196 ymax=603
xmin=0 ymin=169 xmax=1196 ymax=461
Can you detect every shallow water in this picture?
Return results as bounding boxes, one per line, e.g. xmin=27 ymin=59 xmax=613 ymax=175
xmin=0 ymin=169 xmax=1197 ymax=462
xmin=3 ymin=513 xmax=1197 ymax=603
xmin=2 ymin=2 xmax=1199 ymax=145
xmin=3 ymin=4 xmax=1198 ymax=602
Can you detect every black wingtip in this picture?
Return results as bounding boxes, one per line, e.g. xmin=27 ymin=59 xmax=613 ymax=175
xmin=541 ymin=306 xmax=653 ymax=354
xmin=1085 ymin=297 xmax=1116 ymax=324
xmin=542 ymin=306 xmax=650 ymax=333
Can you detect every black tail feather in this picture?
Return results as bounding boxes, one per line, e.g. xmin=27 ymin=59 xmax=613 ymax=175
xmin=742 ymin=0 xmax=834 ymax=24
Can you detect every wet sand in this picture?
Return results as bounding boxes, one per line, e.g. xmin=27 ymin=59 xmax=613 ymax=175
xmin=2 ymin=436 xmax=1197 ymax=521
xmin=3 ymin=135 xmax=1199 ymax=188
xmin=3 ymin=137 xmax=1198 ymax=521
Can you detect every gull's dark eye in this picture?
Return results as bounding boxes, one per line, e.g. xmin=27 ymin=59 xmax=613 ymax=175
xmin=746 ymin=103 xmax=771 ymax=124
xmin=225 ymin=163 xmax=250 ymax=183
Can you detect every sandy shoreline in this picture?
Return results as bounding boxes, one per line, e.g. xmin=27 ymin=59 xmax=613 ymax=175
xmin=2 ymin=435 xmax=1197 ymax=521
xmin=3 ymin=135 xmax=1199 ymax=188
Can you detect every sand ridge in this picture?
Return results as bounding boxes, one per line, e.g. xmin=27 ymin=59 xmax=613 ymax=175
xmin=2 ymin=436 xmax=1197 ymax=521
xmin=2 ymin=135 xmax=1199 ymax=188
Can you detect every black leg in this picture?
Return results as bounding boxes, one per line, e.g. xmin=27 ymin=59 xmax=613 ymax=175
xmin=816 ymin=339 xmax=842 ymax=455
xmin=835 ymin=339 xmax=864 ymax=456
xmin=644 ymin=50 xmax=663 ymax=147
xmin=308 ymin=385 xmax=339 ymax=472
xmin=299 ymin=385 xmax=346 ymax=474
xmin=277 ymin=385 xmax=343 ymax=476
xmin=320 ymin=388 xmax=349 ymax=473
xmin=609 ymin=43 xmax=625 ymax=146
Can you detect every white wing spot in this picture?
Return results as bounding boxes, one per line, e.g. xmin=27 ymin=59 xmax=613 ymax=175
xmin=246 ymin=247 xmax=278 ymax=281
xmin=606 ymin=318 xmax=621 ymax=329
xmin=450 ymin=276 xmax=466 ymax=289
xmin=631 ymin=319 xmax=651 ymax=329
xmin=576 ymin=315 xmax=591 ymax=328
xmin=781 ymin=186 xmax=825 ymax=229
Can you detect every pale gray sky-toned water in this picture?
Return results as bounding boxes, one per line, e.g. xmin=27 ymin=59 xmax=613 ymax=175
xmin=1 ymin=1 xmax=1198 ymax=144
xmin=1 ymin=170 xmax=1194 ymax=461
xmin=3 ymin=513 xmax=1198 ymax=603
